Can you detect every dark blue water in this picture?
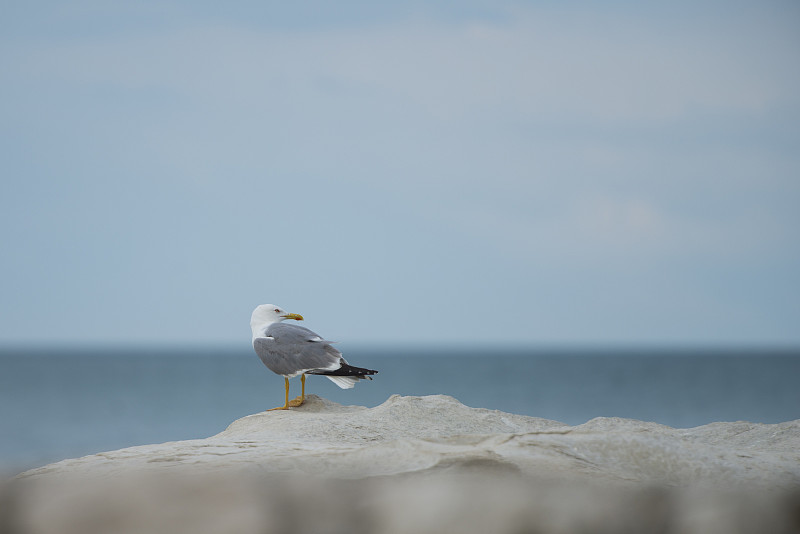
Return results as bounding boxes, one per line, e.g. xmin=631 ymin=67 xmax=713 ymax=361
xmin=1 ymin=347 xmax=799 ymax=473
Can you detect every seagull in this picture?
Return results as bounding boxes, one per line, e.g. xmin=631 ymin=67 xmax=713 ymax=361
xmin=250 ymin=304 xmax=378 ymax=410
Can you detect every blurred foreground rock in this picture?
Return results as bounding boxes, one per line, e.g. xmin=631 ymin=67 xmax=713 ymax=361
xmin=5 ymin=395 xmax=800 ymax=534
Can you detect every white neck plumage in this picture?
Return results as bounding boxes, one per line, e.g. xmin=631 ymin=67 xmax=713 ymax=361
xmin=250 ymin=320 xmax=277 ymax=342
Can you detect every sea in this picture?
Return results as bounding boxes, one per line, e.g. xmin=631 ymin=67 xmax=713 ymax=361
xmin=1 ymin=346 xmax=799 ymax=474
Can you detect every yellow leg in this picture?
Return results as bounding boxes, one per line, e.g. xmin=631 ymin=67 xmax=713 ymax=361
xmin=268 ymin=377 xmax=291 ymax=411
xmin=288 ymin=374 xmax=306 ymax=407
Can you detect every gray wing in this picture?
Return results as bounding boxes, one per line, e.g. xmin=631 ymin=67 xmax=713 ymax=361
xmin=253 ymin=323 xmax=342 ymax=377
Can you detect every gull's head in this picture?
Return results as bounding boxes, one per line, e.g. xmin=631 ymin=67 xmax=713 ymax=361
xmin=250 ymin=304 xmax=304 ymax=330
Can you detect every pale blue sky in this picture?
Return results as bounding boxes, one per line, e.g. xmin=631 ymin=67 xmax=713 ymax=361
xmin=1 ymin=1 xmax=798 ymax=347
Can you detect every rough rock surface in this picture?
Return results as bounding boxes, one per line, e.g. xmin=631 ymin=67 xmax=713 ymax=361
xmin=8 ymin=395 xmax=800 ymax=534
xmin=21 ymin=394 xmax=800 ymax=486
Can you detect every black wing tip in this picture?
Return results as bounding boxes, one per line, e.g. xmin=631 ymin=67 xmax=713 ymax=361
xmin=314 ymin=364 xmax=379 ymax=377
xmin=351 ymin=366 xmax=378 ymax=376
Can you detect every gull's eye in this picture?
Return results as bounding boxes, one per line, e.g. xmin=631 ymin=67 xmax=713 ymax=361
xmin=274 ymin=308 xmax=280 ymax=313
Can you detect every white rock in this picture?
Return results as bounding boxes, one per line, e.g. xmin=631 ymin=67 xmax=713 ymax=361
xmin=8 ymin=395 xmax=800 ymax=534
xmin=19 ymin=394 xmax=800 ymax=486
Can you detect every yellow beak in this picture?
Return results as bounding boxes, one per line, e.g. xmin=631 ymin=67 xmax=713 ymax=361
xmin=281 ymin=313 xmax=304 ymax=321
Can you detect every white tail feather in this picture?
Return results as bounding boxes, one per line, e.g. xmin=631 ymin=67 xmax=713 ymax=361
xmin=326 ymin=375 xmax=357 ymax=389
